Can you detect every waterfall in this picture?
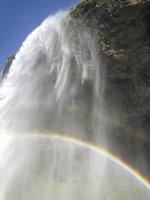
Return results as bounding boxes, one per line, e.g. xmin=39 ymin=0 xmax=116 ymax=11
xmin=0 ymin=11 xmax=149 ymax=200
xmin=0 ymin=11 xmax=102 ymax=139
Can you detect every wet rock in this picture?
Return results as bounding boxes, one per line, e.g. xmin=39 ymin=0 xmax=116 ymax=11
xmin=1 ymin=54 xmax=15 ymax=79
xmin=70 ymin=0 xmax=150 ymax=177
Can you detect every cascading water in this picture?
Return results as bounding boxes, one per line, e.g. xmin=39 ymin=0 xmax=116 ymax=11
xmin=0 ymin=12 xmax=102 ymax=137
xmin=0 ymin=11 xmax=150 ymax=200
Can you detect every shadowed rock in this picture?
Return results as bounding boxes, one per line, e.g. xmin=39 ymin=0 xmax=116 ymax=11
xmin=70 ymin=0 xmax=150 ymax=177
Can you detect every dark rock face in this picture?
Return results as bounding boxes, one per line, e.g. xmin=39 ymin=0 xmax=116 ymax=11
xmin=70 ymin=0 xmax=150 ymax=177
xmin=0 ymin=54 xmax=15 ymax=80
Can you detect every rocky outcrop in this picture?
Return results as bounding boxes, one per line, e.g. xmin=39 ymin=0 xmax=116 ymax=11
xmin=70 ymin=0 xmax=150 ymax=177
xmin=0 ymin=54 xmax=15 ymax=80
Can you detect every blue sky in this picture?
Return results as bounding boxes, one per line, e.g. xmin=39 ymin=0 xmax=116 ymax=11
xmin=0 ymin=0 xmax=79 ymax=67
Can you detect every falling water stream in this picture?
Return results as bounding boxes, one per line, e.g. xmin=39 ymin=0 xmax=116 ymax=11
xmin=0 ymin=11 xmax=150 ymax=199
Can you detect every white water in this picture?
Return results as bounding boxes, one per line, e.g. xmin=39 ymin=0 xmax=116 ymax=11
xmin=0 ymin=12 xmax=102 ymax=138
xmin=0 ymin=11 xmax=149 ymax=200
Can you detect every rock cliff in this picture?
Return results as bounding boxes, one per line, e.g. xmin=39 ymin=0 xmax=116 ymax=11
xmin=70 ymin=0 xmax=150 ymax=177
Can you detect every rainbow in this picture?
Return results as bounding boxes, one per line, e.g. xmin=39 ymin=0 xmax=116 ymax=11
xmin=1 ymin=131 xmax=150 ymax=191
